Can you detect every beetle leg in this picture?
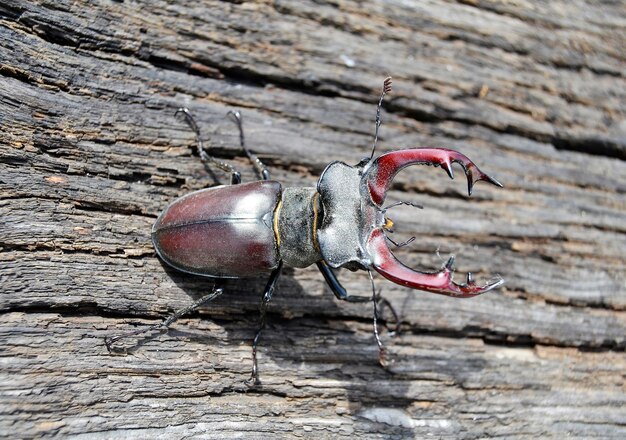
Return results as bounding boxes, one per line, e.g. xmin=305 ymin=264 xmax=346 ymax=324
xmin=317 ymin=261 xmax=400 ymax=333
xmin=248 ymin=261 xmax=283 ymax=386
xmin=227 ymin=110 xmax=271 ymax=181
xmin=317 ymin=260 xmax=370 ymax=303
xmin=104 ymin=286 xmax=224 ymax=352
xmin=368 ymin=270 xmax=391 ymax=367
xmin=175 ymin=108 xmax=242 ymax=184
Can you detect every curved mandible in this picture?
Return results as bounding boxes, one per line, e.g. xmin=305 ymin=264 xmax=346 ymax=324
xmin=362 ymin=147 xmax=504 ymax=296
xmin=367 ymin=229 xmax=503 ymax=297
xmin=365 ymin=148 xmax=502 ymax=206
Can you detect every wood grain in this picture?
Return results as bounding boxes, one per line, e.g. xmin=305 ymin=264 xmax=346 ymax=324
xmin=1 ymin=0 xmax=625 ymax=438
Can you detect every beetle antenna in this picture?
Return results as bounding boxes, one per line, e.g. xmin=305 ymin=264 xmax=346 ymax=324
xmin=382 ymin=200 xmax=423 ymax=212
xmin=368 ymin=270 xmax=388 ymax=367
xmin=370 ymin=76 xmax=393 ymax=160
xmin=227 ymin=110 xmax=271 ymax=181
xmin=175 ymin=108 xmax=241 ymax=184
xmin=386 ymin=235 xmax=416 ymax=248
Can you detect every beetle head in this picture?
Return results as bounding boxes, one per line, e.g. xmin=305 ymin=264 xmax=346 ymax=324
xmin=316 ymin=148 xmax=503 ymax=297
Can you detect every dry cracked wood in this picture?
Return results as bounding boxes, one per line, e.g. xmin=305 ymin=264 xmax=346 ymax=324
xmin=1 ymin=0 xmax=625 ymax=438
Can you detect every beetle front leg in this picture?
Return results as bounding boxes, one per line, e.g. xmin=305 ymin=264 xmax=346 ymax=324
xmin=248 ymin=261 xmax=283 ymax=386
xmin=317 ymin=260 xmax=396 ymax=367
xmin=317 ymin=261 xmax=370 ymax=303
xmin=368 ymin=270 xmax=390 ymax=366
xmin=317 ymin=261 xmax=400 ymax=333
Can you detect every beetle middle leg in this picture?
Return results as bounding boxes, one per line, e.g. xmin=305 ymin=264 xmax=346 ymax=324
xmin=248 ymin=261 xmax=283 ymax=385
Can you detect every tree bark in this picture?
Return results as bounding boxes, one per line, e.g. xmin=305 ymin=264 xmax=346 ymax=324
xmin=1 ymin=0 xmax=625 ymax=438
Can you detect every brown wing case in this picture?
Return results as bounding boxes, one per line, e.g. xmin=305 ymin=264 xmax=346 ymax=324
xmin=152 ymin=181 xmax=282 ymax=278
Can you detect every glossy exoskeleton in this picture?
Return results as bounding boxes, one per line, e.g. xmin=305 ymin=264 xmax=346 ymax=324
xmin=106 ymin=78 xmax=503 ymax=383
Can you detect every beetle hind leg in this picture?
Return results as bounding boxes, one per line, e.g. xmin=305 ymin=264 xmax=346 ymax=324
xmin=104 ymin=286 xmax=224 ymax=352
xmin=227 ymin=110 xmax=271 ymax=181
xmin=175 ymin=108 xmax=242 ymax=184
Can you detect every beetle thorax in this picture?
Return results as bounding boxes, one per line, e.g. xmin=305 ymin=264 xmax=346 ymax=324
xmin=276 ymin=187 xmax=323 ymax=268
xmin=316 ymin=161 xmax=385 ymax=270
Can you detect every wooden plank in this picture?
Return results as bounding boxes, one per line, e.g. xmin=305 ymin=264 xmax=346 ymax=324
xmin=2 ymin=312 xmax=625 ymax=439
xmin=1 ymin=0 xmax=625 ymax=437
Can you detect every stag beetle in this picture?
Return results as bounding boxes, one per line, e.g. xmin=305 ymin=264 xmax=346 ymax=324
xmin=106 ymin=78 xmax=503 ymax=383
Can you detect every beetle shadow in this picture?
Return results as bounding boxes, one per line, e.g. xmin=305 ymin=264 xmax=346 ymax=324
xmin=151 ymin=260 xmax=422 ymax=436
xmin=109 ymin=253 xmax=488 ymax=436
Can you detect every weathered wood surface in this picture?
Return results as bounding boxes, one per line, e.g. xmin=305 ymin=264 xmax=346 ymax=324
xmin=1 ymin=0 xmax=625 ymax=438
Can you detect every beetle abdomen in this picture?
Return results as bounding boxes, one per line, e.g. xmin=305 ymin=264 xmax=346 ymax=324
xmin=152 ymin=181 xmax=282 ymax=278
